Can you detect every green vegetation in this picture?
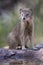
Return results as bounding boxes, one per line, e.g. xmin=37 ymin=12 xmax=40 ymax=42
xmin=0 ymin=13 xmax=19 ymax=47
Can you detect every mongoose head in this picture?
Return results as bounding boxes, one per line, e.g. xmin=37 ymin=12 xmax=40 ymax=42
xmin=20 ymin=8 xmax=33 ymax=26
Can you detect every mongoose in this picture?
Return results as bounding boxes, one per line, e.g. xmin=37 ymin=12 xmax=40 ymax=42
xmin=8 ymin=8 xmax=34 ymax=49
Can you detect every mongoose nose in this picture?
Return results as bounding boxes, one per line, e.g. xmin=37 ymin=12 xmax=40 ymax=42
xmin=23 ymin=18 xmax=25 ymax=20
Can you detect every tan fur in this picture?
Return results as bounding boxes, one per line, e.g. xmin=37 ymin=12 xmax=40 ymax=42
xmin=8 ymin=8 xmax=34 ymax=49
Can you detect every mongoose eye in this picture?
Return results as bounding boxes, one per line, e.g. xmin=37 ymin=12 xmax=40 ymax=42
xmin=26 ymin=14 xmax=29 ymax=17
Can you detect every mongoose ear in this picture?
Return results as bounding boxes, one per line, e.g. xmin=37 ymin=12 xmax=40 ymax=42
xmin=30 ymin=8 xmax=33 ymax=15
xmin=19 ymin=9 xmax=23 ymax=14
xmin=30 ymin=8 xmax=32 ymax=11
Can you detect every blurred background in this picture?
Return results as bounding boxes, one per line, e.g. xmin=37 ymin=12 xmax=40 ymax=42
xmin=0 ymin=0 xmax=43 ymax=48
